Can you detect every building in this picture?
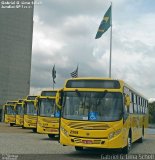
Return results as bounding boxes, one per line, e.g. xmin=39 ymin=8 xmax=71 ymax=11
xmin=0 ymin=1 xmax=34 ymax=121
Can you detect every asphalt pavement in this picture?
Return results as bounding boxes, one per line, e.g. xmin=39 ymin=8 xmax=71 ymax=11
xmin=0 ymin=123 xmax=155 ymax=160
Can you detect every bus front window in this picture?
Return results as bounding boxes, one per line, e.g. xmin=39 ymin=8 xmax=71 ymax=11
xmin=6 ymin=106 xmax=16 ymax=115
xmin=25 ymin=102 xmax=37 ymax=115
xmin=62 ymin=92 xmax=123 ymax=121
xmin=38 ymin=99 xmax=56 ymax=117
xmin=16 ymin=104 xmax=23 ymax=115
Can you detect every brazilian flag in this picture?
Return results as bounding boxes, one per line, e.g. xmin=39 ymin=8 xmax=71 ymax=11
xmin=95 ymin=5 xmax=111 ymax=39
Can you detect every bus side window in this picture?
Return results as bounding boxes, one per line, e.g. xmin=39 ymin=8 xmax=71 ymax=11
xmin=140 ymin=98 xmax=143 ymax=114
xmin=137 ymin=96 xmax=140 ymax=114
xmin=134 ymin=94 xmax=138 ymax=114
xmin=140 ymin=98 xmax=142 ymax=114
xmin=132 ymin=93 xmax=135 ymax=113
xmin=145 ymin=100 xmax=148 ymax=114
xmin=129 ymin=92 xmax=134 ymax=114
xmin=138 ymin=97 xmax=141 ymax=114
xmin=123 ymin=93 xmax=128 ymax=114
xmin=143 ymin=100 xmax=145 ymax=114
xmin=141 ymin=98 xmax=144 ymax=114
xmin=140 ymin=105 xmax=142 ymax=114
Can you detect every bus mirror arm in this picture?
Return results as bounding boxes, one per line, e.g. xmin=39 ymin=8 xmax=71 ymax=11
xmin=34 ymin=102 xmax=37 ymax=109
xmin=34 ymin=96 xmax=39 ymax=109
xmin=125 ymin=95 xmax=131 ymax=108
xmin=56 ymin=90 xmax=63 ymax=110
xmin=123 ymin=110 xmax=129 ymax=121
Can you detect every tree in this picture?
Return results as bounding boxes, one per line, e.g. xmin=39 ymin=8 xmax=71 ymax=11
xmin=149 ymin=102 xmax=155 ymax=124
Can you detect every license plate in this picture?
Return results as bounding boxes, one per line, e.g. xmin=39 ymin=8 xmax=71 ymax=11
xmin=51 ymin=129 xmax=58 ymax=132
xmin=82 ymin=140 xmax=93 ymax=144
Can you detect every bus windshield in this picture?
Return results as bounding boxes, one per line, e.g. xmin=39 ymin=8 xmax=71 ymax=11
xmin=24 ymin=102 xmax=37 ymax=115
xmin=16 ymin=104 xmax=24 ymax=115
xmin=62 ymin=92 xmax=123 ymax=122
xmin=5 ymin=106 xmax=16 ymax=115
xmin=38 ymin=99 xmax=59 ymax=117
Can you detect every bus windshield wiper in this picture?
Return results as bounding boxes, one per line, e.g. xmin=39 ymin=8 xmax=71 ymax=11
xmin=75 ymin=89 xmax=81 ymax=97
xmin=102 ymin=90 xmax=108 ymax=98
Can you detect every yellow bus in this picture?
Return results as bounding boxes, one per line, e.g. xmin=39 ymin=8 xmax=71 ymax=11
xmin=4 ymin=101 xmax=18 ymax=126
xmin=56 ymin=78 xmax=148 ymax=153
xmin=23 ymin=95 xmax=38 ymax=132
xmin=15 ymin=99 xmax=24 ymax=126
xmin=37 ymin=90 xmax=60 ymax=138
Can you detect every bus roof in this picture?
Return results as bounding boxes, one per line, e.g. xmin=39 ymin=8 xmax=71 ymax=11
xmin=18 ymin=99 xmax=23 ymax=103
xmin=40 ymin=90 xmax=58 ymax=97
xmin=65 ymin=78 xmax=120 ymax=89
xmin=64 ymin=77 xmax=148 ymax=100
xmin=6 ymin=101 xmax=18 ymax=104
xmin=26 ymin=95 xmax=37 ymax=100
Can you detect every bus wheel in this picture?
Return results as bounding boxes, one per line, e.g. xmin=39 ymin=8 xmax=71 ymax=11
xmin=122 ymin=135 xmax=132 ymax=154
xmin=48 ymin=134 xmax=55 ymax=138
xmin=137 ymin=137 xmax=143 ymax=143
xmin=32 ymin=128 xmax=37 ymax=133
xmin=22 ymin=126 xmax=26 ymax=129
xmin=75 ymin=146 xmax=83 ymax=151
xmin=137 ymin=128 xmax=144 ymax=143
xmin=10 ymin=123 xmax=14 ymax=127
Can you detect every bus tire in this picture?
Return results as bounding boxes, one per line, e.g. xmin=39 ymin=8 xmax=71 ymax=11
xmin=137 ymin=128 xmax=144 ymax=143
xmin=122 ymin=134 xmax=132 ymax=154
xmin=32 ymin=128 xmax=37 ymax=133
xmin=48 ymin=134 xmax=55 ymax=138
xmin=22 ymin=126 xmax=26 ymax=129
xmin=10 ymin=123 xmax=14 ymax=127
xmin=137 ymin=137 xmax=143 ymax=143
xmin=75 ymin=146 xmax=83 ymax=151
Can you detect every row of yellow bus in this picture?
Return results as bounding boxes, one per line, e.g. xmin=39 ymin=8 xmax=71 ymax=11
xmin=3 ymin=77 xmax=149 ymax=154
xmin=4 ymin=90 xmax=59 ymax=137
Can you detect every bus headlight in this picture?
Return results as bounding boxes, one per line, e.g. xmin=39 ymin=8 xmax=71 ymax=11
xmin=115 ymin=129 xmax=121 ymax=136
xmin=108 ymin=129 xmax=121 ymax=140
xmin=61 ymin=127 xmax=68 ymax=136
xmin=108 ymin=132 xmax=115 ymax=140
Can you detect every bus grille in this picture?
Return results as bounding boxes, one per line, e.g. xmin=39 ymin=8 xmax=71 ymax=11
xmin=68 ymin=122 xmax=110 ymax=130
xmin=42 ymin=118 xmax=59 ymax=123
xmin=73 ymin=138 xmax=102 ymax=144
xmin=27 ymin=116 xmax=37 ymax=120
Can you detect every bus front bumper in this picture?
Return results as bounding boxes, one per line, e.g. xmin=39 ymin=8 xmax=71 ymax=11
xmin=60 ymin=132 xmax=125 ymax=149
xmin=37 ymin=124 xmax=59 ymax=134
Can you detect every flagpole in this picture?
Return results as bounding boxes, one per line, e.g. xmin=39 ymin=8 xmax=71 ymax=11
xmin=95 ymin=3 xmax=112 ymax=77
xmin=53 ymin=82 xmax=54 ymax=90
xmin=77 ymin=64 xmax=79 ymax=78
xmin=109 ymin=2 xmax=112 ymax=78
xmin=52 ymin=66 xmax=54 ymax=90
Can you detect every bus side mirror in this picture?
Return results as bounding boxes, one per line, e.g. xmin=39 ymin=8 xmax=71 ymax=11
xmin=13 ymin=105 xmax=16 ymax=110
xmin=22 ymin=100 xmax=26 ymax=104
xmin=56 ymin=90 xmax=63 ymax=110
xmin=22 ymin=103 xmax=24 ymax=108
xmin=125 ymin=95 xmax=131 ymax=107
xmin=3 ymin=106 xmax=6 ymax=114
xmin=22 ymin=101 xmax=25 ymax=108
xmin=34 ymin=97 xmax=39 ymax=109
xmin=34 ymin=96 xmax=40 ymax=109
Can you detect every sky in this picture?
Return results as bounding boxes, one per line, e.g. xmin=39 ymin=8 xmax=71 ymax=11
xmin=30 ymin=0 xmax=155 ymax=100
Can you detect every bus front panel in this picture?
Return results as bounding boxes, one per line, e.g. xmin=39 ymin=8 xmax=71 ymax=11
xmin=37 ymin=116 xmax=59 ymax=134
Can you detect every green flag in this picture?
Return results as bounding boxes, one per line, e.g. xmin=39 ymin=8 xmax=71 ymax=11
xmin=95 ymin=5 xmax=111 ymax=39
xmin=52 ymin=65 xmax=56 ymax=83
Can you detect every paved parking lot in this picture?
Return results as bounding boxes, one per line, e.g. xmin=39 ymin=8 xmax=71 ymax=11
xmin=0 ymin=123 xmax=155 ymax=160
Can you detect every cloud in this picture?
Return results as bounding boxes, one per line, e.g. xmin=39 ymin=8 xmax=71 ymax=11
xmin=30 ymin=0 xmax=155 ymax=99
xmin=149 ymin=98 xmax=155 ymax=103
